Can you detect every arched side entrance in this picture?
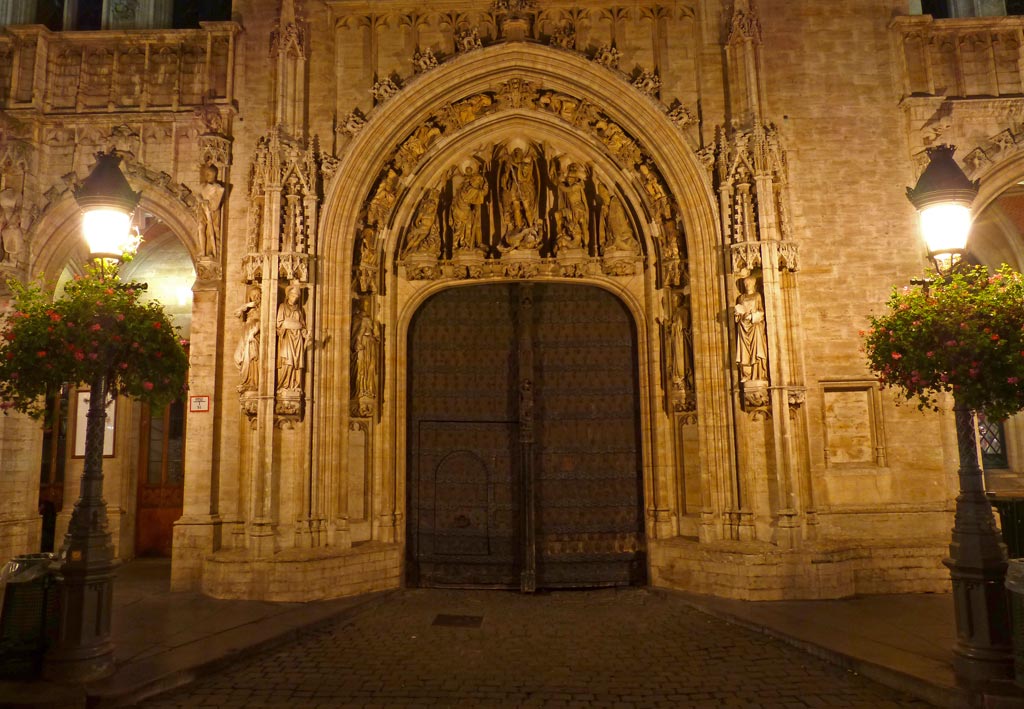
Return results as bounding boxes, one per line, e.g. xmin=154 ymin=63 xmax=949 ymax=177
xmin=406 ymin=282 xmax=644 ymax=590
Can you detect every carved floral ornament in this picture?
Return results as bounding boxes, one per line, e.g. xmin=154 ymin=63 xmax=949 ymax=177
xmin=336 ymin=6 xmax=698 ymax=142
xmin=348 ymin=80 xmax=690 ymax=289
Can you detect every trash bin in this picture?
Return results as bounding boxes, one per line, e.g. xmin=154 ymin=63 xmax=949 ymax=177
xmin=990 ymin=495 xmax=1024 ymax=558
xmin=1007 ymin=559 xmax=1024 ymax=685
xmin=0 ymin=553 xmax=57 ymax=679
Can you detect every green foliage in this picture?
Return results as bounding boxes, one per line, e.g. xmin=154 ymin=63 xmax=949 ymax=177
xmin=0 ymin=264 xmax=188 ymax=419
xmin=863 ymin=264 xmax=1024 ymax=422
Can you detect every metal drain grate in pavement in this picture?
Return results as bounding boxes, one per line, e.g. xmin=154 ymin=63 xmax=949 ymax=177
xmin=432 ymin=614 xmax=483 ymax=627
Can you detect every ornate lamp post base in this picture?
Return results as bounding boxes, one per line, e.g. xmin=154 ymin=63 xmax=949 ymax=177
xmin=43 ymin=374 xmax=119 ymax=683
xmin=42 ymin=562 xmax=117 ymax=682
xmin=946 ymin=402 xmax=1013 ymax=683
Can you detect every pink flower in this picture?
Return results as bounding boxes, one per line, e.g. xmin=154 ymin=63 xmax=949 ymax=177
xmin=1009 ymin=377 xmax=1020 ymax=385
xmin=90 ymin=323 xmax=101 ymax=332
xmin=891 ymin=352 xmax=902 ymax=360
xmin=74 ymin=352 xmax=85 ymax=361
xmin=926 ymin=351 xmax=934 ymax=358
xmin=946 ymin=340 xmax=958 ymax=347
xmin=116 ymin=314 xmax=125 ymax=321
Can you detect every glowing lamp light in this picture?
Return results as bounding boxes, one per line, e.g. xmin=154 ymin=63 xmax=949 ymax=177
xmin=906 ymin=145 xmax=979 ymax=275
xmin=74 ymin=151 xmax=141 ymax=261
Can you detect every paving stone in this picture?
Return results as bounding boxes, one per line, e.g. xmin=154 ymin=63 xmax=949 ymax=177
xmin=136 ymin=588 xmax=934 ymax=708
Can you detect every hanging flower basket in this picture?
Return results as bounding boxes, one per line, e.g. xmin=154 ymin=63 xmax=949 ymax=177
xmin=0 ymin=265 xmax=188 ymax=419
xmin=863 ymin=264 xmax=1024 ymax=422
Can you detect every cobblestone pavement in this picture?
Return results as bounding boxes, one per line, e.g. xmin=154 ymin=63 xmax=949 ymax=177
xmin=139 ymin=588 xmax=934 ymax=708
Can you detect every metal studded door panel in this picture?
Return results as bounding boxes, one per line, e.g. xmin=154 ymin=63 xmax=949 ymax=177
xmin=408 ymin=285 xmax=519 ymax=587
xmin=533 ymin=284 xmax=644 ymax=586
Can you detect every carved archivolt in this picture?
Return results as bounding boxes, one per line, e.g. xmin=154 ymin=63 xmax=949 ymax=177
xmin=349 ymin=80 xmax=691 ymax=290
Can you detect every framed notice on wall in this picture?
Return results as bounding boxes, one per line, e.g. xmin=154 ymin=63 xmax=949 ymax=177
xmin=72 ymin=390 xmax=116 ymax=458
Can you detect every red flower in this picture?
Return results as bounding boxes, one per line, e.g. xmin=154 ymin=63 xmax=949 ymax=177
xmin=36 ymin=350 xmax=46 ymax=358
xmin=142 ymin=381 xmax=154 ymax=391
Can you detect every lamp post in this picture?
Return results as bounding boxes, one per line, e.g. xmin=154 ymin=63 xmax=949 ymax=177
xmin=44 ymin=151 xmax=140 ymax=682
xmin=907 ymin=145 xmax=1014 ymax=683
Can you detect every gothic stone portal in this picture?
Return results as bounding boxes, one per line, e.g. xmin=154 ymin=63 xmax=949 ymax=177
xmin=407 ymin=282 xmax=645 ymax=590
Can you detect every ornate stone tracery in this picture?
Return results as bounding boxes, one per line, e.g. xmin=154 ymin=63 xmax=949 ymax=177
xmin=242 ymin=127 xmax=326 ymax=424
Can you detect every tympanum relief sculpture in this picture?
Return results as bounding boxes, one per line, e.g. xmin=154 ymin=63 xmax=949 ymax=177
xmin=390 ymin=141 xmax=644 ymax=281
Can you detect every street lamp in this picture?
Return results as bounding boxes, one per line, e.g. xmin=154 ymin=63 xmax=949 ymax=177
xmin=44 ymin=151 xmax=140 ymax=682
xmin=907 ymin=145 xmax=1013 ymax=683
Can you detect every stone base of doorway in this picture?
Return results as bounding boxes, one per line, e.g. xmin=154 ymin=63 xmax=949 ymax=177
xmin=649 ymin=537 xmax=950 ymax=600
xmin=200 ymin=541 xmax=402 ymax=601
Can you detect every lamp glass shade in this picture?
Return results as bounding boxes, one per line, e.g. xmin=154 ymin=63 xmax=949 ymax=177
xmin=82 ymin=208 xmax=134 ymax=259
xmin=918 ymin=202 xmax=972 ymax=257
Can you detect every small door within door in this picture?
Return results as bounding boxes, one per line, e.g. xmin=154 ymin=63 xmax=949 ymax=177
xmin=407 ymin=283 xmax=644 ymax=589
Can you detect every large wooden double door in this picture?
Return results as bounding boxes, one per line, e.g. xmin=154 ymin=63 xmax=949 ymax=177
xmin=407 ymin=283 xmax=645 ymax=590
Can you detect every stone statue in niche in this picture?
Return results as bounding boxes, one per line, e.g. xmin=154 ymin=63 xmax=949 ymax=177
xmin=638 ymin=162 xmax=671 ymax=221
xmin=233 ymin=285 xmax=262 ymax=393
xmin=597 ymin=183 xmax=638 ymax=254
xmin=353 ymin=299 xmax=381 ymax=416
xmin=402 ymin=189 xmax=441 ymax=257
xmin=395 ymin=121 xmax=442 ymax=172
xmin=276 ymin=284 xmax=310 ymax=392
xmin=667 ymin=290 xmax=693 ymax=393
xmin=366 ymin=167 xmax=400 ymax=227
xmin=0 ymin=188 xmax=27 ymax=265
xmin=734 ymin=274 xmax=768 ymax=383
xmin=197 ymin=164 xmax=226 ymax=258
xmin=549 ymin=160 xmax=589 ymax=252
xmin=357 ymin=225 xmax=380 ymax=293
xmin=449 ymin=162 xmax=489 ymax=252
xmin=497 ymin=143 xmax=540 ymax=240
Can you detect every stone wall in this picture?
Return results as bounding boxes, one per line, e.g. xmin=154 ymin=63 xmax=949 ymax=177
xmin=4 ymin=0 xmax=1019 ymax=601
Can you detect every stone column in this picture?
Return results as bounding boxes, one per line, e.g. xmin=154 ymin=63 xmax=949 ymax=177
xmin=171 ymin=280 xmax=223 ymax=591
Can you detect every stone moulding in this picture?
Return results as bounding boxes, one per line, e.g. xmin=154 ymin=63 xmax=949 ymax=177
xmin=648 ymin=537 xmax=949 ymax=601
xmin=201 ymin=542 xmax=401 ymax=601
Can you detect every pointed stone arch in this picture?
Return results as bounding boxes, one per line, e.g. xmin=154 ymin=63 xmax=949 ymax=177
xmin=313 ymin=41 xmax=734 ymax=558
xmin=27 ymin=159 xmax=203 ymax=283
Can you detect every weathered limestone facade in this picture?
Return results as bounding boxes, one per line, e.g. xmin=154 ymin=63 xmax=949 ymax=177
xmin=5 ymin=0 xmax=1024 ymax=601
